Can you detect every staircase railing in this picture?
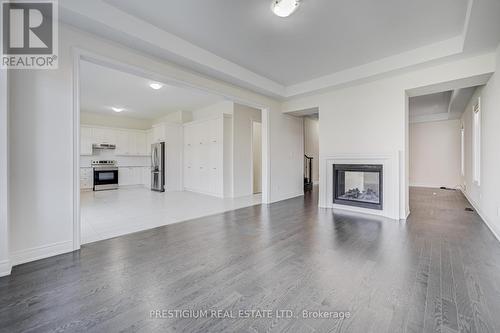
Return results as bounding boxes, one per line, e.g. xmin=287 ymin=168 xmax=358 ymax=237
xmin=304 ymin=155 xmax=313 ymax=191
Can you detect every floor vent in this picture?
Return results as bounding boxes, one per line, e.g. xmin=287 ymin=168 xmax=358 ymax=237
xmin=465 ymin=207 xmax=474 ymax=212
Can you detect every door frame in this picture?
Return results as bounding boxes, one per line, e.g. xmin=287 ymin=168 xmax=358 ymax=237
xmin=72 ymin=48 xmax=272 ymax=250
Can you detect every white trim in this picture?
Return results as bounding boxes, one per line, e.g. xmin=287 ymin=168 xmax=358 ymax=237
xmin=10 ymin=241 xmax=74 ymax=266
xmin=286 ymin=37 xmax=464 ymax=97
xmin=460 ymin=189 xmax=500 ymax=243
xmin=73 ymin=50 xmax=81 ymax=251
xmin=267 ymin=191 xmax=304 ymax=204
xmin=409 ymin=184 xmax=456 ymax=189
xmin=0 ymin=68 xmax=9 ymax=275
xmin=72 ymin=48 xmax=273 ymax=249
xmin=0 ymin=260 xmax=11 ymax=277
xmin=321 ymin=153 xmax=400 ymax=220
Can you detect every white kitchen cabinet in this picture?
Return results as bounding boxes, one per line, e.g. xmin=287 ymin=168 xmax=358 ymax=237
xmin=80 ymin=127 xmax=93 ymax=156
xmin=142 ymin=167 xmax=151 ymax=189
xmin=93 ymin=127 xmax=116 ymax=144
xmin=183 ymin=116 xmax=228 ymax=197
xmin=146 ymin=129 xmax=153 ymax=155
xmin=115 ymin=130 xmax=129 ymax=155
xmin=115 ymin=130 xmax=148 ymax=156
xmin=80 ymin=168 xmax=93 ymax=190
xmin=118 ymin=167 xmax=145 ymax=186
xmin=135 ymin=132 xmax=147 ymax=155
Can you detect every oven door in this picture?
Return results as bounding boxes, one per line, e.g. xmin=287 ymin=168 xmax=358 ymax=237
xmin=93 ymin=168 xmax=119 ymax=191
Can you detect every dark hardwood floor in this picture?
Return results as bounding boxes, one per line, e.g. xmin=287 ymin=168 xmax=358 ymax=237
xmin=1 ymin=187 xmax=500 ymax=332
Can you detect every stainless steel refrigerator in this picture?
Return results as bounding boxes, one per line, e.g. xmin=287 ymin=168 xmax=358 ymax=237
xmin=151 ymin=142 xmax=165 ymax=192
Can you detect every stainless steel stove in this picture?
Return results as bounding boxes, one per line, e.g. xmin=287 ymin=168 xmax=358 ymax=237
xmin=92 ymin=160 xmax=118 ymax=191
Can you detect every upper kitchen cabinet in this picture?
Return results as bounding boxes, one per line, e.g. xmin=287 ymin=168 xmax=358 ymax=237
xmin=80 ymin=126 xmax=94 ymax=156
xmin=80 ymin=125 xmax=150 ymax=156
xmin=93 ymin=127 xmax=116 ymax=144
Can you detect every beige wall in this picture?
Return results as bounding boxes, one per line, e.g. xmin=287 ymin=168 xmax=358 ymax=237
xmin=233 ymin=103 xmax=261 ymax=197
xmin=409 ymin=120 xmax=461 ymax=188
xmin=252 ymin=122 xmax=262 ymax=194
xmin=303 ymin=117 xmax=319 ymax=183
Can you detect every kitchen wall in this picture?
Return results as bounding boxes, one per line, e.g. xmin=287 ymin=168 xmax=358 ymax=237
xmin=80 ymin=149 xmax=149 ymax=168
xmin=409 ymin=119 xmax=461 ymax=188
xmin=191 ymin=100 xmax=233 ymax=120
xmin=154 ymin=110 xmax=193 ymax=124
xmin=81 ymin=111 xmax=153 ymax=130
xmin=8 ymin=23 xmax=303 ymax=267
xmin=283 ymin=52 xmax=496 ymax=219
xmin=461 ymin=47 xmax=500 ymax=240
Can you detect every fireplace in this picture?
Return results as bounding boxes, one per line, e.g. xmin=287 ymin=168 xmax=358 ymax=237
xmin=333 ymin=164 xmax=383 ymax=210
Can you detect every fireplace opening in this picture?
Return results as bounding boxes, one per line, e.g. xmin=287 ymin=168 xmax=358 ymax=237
xmin=333 ymin=164 xmax=383 ymax=210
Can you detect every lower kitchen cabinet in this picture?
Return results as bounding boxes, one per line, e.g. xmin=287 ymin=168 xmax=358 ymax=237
xmin=80 ymin=168 xmax=93 ymax=190
xmin=117 ymin=167 xmax=151 ymax=187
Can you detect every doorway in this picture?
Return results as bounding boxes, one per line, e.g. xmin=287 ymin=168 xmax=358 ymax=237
xmin=72 ymin=51 xmax=271 ymax=249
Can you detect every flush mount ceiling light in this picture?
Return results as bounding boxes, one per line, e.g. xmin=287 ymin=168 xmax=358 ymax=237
xmin=271 ymin=0 xmax=300 ymax=17
xmin=111 ymin=107 xmax=125 ymax=112
xmin=149 ymin=82 xmax=164 ymax=90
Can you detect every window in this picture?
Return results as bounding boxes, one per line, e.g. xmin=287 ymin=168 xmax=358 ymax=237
xmin=472 ymin=97 xmax=481 ymax=185
xmin=460 ymin=124 xmax=465 ymax=177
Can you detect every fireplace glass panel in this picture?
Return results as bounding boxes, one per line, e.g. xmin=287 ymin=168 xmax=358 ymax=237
xmin=339 ymin=171 xmax=380 ymax=204
xmin=333 ymin=164 xmax=383 ymax=210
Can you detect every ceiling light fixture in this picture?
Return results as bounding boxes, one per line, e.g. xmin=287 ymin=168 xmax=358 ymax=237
xmin=271 ymin=0 xmax=300 ymax=18
xmin=149 ymin=82 xmax=164 ymax=90
xmin=111 ymin=107 xmax=125 ymax=112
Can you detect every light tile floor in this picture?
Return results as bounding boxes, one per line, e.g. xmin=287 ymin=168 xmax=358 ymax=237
xmin=80 ymin=186 xmax=262 ymax=244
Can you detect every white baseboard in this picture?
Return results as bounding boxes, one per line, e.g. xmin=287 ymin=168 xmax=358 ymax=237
xmin=460 ymin=189 xmax=500 ymax=243
xmin=10 ymin=240 xmax=74 ymax=266
xmin=0 ymin=259 xmax=11 ymax=277
xmin=269 ymin=191 xmax=304 ymax=204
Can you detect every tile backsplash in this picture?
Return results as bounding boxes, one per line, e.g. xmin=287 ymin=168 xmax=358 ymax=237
xmin=80 ymin=149 xmax=149 ymax=168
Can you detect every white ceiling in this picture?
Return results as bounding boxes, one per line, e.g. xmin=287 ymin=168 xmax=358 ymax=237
xmin=103 ymin=0 xmax=467 ymax=85
xmin=60 ymin=0 xmax=500 ymax=98
xmin=409 ymin=86 xmax=478 ymax=123
xmin=80 ymin=60 xmax=224 ymax=119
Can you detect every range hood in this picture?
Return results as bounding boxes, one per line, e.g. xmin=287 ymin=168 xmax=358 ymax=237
xmin=92 ymin=143 xmax=116 ymax=150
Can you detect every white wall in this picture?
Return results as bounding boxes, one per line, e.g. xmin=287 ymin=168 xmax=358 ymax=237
xmin=81 ymin=111 xmax=153 ymax=129
xmin=461 ymin=47 xmax=500 ymax=240
xmin=0 ymin=68 xmax=10 ymax=276
xmin=232 ymin=103 xmax=261 ymax=197
xmin=284 ymin=53 xmax=496 ymax=219
xmin=191 ymin=100 xmax=233 ymax=120
xmin=304 ymin=116 xmax=319 ymax=183
xmin=409 ymin=120 xmax=461 ymax=188
xmin=7 ymin=23 xmax=304 ymax=267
